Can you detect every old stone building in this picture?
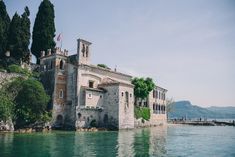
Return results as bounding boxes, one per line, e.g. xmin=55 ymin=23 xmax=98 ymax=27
xmin=39 ymin=38 xmax=167 ymax=129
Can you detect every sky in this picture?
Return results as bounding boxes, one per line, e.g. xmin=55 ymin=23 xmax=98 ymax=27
xmin=5 ymin=0 xmax=235 ymax=107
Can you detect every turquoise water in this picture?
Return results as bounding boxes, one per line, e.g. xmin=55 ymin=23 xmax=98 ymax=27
xmin=0 ymin=125 xmax=235 ymax=157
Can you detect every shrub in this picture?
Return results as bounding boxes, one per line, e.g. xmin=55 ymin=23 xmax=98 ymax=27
xmin=97 ymin=64 xmax=111 ymax=70
xmin=0 ymin=89 xmax=14 ymax=121
xmin=134 ymin=106 xmax=150 ymax=121
xmin=7 ymin=64 xmax=31 ymax=76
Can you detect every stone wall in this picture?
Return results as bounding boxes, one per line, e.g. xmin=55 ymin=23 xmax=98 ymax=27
xmin=100 ymin=85 xmax=119 ymax=129
xmin=118 ymin=85 xmax=135 ymax=129
xmin=0 ymin=72 xmax=21 ymax=87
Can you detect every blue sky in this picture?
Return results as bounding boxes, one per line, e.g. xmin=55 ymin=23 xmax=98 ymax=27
xmin=5 ymin=0 xmax=235 ymax=107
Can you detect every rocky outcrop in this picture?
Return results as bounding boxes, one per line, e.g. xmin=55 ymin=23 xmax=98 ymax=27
xmin=0 ymin=120 xmax=14 ymax=132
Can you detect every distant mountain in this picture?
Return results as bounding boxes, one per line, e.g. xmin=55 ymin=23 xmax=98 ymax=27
xmin=168 ymin=101 xmax=235 ymax=119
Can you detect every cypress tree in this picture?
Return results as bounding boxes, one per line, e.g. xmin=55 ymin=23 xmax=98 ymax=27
xmin=7 ymin=12 xmax=22 ymax=64
xmin=31 ymin=0 xmax=56 ymax=64
xmin=20 ymin=6 xmax=31 ymax=63
xmin=0 ymin=1 xmax=10 ymax=58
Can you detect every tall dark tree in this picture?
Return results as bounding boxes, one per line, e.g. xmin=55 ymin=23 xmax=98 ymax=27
xmin=0 ymin=1 xmax=10 ymax=58
xmin=31 ymin=0 xmax=56 ymax=64
xmin=7 ymin=12 xmax=22 ymax=64
xmin=20 ymin=6 xmax=31 ymax=63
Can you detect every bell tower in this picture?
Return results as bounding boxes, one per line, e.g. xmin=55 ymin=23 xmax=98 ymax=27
xmin=77 ymin=39 xmax=92 ymax=65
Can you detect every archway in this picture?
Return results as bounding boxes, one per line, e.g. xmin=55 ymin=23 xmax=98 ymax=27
xmin=56 ymin=115 xmax=63 ymax=126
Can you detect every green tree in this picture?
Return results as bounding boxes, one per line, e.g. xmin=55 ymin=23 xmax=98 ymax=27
xmin=132 ymin=77 xmax=155 ymax=102
xmin=7 ymin=12 xmax=22 ymax=64
xmin=20 ymin=6 xmax=31 ymax=63
xmin=0 ymin=87 xmax=14 ymax=121
xmin=31 ymin=0 xmax=56 ymax=64
xmin=13 ymin=79 xmax=50 ymax=128
xmin=0 ymin=1 xmax=10 ymax=58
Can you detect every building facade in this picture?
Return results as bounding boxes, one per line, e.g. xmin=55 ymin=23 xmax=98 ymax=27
xmin=40 ymin=39 xmax=167 ymax=129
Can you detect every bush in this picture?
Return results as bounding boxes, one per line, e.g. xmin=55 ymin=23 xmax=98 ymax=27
xmin=11 ymin=78 xmax=50 ymax=128
xmin=134 ymin=106 xmax=150 ymax=121
xmin=90 ymin=119 xmax=97 ymax=127
xmin=97 ymin=64 xmax=111 ymax=70
xmin=7 ymin=64 xmax=31 ymax=76
xmin=0 ymin=89 xmax=14 ymax=121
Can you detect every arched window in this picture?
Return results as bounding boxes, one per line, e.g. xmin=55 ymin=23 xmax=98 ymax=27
xmin=103 ymin=114 xmax=108 ymax=125
xmin=59 ymin=60 xmax=64 ymax=70
xmin=125 ymin=91 xmax=129 ymax=107
xmin=78 ymin=113 xmax=82 ymax=119
xmin=153 ymin=103 xmax=155 ymax=111
xmin=56 ymin=115 xmax=63 ymax=126
xmin=82 ymin=44 xmax=85 ymax=57
xmin=59 ymin=89 xmax=64 ymax=98
xmin=86 ymin=46 xmax=89 ymax=57
xmin=156 ymin=104 xmax=159 ymax=114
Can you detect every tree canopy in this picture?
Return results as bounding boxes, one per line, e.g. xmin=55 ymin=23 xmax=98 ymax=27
xmin=31 ymin=0 xmax=56 ymax=64
xmin=0 ymin=77 xmax=50 ymax=128
xmin=0 ymin=1 xmax=10 ymax=58
xmin=14 ymin=79 xmax=50 ymax=127
xmin=132 ymin=77 xmax=155 ymax=100
xmin=7 ymin=7 xmax=31 ymax=64
xmin=20 ymin=7 xmax=31 ymax=63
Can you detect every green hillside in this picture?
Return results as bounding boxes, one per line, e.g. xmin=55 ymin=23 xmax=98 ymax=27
xmin=168 ymin=101 xmax=235 ymax=119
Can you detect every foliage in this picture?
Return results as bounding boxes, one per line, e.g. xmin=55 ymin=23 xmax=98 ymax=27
xmin=31 ymin=0 xmax=56 ymax=64
xmin=7 ymin=64 xmax=31 ymax=76
xmin=7 ymin=7 xmax=31 ymax=64
xmin=20 ymin=7 xmax=31 ymax=63
xmin=14 ymin=79 xmax=50 ymax=127
xmin=0 ymin=1 xmax=10 ymax=58
xmin=97 ymin=64 xmax=111 ymax=70
xmin=90 ymin=119 xmax=97 ymax=127
xmin=7 ymin=13 xmax=22 ymax=63
xmin=132 ymin=77 xmax=155 ymax=100
xmin=0 ymin=87 xmax=14 ymax=121
xmin=134 ymin=106 xmax=150 ymax=121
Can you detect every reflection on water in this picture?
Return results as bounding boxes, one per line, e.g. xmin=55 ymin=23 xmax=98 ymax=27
xmin=0 ymin=126 xmax=235 ymax=157
xmin=117 ymin=126 xmax=167 ymax=156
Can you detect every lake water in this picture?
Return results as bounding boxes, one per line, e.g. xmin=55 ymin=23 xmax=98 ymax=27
xmin=0 ymin=125 xmax=235 ymax=157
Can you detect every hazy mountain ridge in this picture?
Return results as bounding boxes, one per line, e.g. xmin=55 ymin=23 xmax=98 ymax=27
xmin=169 ymin=101 xmax=235 ymax=119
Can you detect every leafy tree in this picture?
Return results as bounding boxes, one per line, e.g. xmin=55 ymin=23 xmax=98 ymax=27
xmin=0 ymin=1 xmax=10 ymax=58
xmin=132 ymin=77 xmax=155 ymax=102
xmin=13 ymin=79 xmax=50 ymax=128
xmin=0 ymin=87 xmax=14 ymax=121
xmin=134 ymin=106 xmax=150 ymax=121
xmin=31 ymin=0 xmax=56 ymax=64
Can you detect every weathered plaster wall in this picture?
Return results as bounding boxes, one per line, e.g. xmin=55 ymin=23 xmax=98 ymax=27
xmin=118 ymin=85 xmax=135 ymax=129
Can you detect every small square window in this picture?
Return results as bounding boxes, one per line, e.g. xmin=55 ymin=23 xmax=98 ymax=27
xmin=100 ymin=95 xmax=103 ymax=98
xmin=130 ymin=93 xmax=132 ymax=97
xmin=121 ymin=92 xmax=124 ymax=96
xmin=88 ymin=93 xmax=92 ymax=99
xmin=89 ymin=81 xmax=94 ymax=88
